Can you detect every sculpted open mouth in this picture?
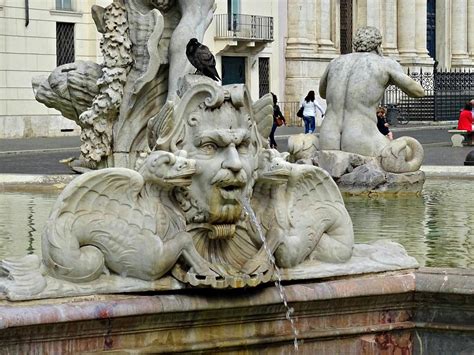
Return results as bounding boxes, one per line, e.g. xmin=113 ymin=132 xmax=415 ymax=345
xmin=262 ymin=168 xmax=291 ymax=182
xmin=218 ymin=182 xmax=245 ymax=200
xmin=164 ymin=169 xmax=196 ymax=186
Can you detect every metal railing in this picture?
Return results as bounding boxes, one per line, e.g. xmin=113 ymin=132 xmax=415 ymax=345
xmin=382 ymin=67 xmax=474 ymax=123
xmin=278 ymin=101 xmax=303 ymax=127
xmin=215 ymin=14 xmax=273 ymax=42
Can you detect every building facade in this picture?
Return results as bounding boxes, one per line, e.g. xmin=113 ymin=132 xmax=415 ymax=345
xmin=285 ymin=0 xmax=474 ymax=102
xmin=0 ymin=0 xmax=109 ymax=138
xmin=0 ymin=0 xmax=283 ymax=138
xmin=1 ymin=0 xmax=474 ymax=138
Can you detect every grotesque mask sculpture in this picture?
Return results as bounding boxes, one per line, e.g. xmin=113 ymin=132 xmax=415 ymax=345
xmin=0 ymin=76 xmax=356 ymax=298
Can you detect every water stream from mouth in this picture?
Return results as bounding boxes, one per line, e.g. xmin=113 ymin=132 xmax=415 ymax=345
xmin=241 ymin=197 xmax=299 ymax=351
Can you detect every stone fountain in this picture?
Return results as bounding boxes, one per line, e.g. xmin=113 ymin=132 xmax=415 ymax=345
xmin=0 ymin=4 xmax=470 ymax=354
xmin=289 ymin=27 xmax=426 ymax=195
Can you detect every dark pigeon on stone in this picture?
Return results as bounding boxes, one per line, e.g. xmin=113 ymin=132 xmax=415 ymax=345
xmin=186 ymin=38 xmax=221 ymax=82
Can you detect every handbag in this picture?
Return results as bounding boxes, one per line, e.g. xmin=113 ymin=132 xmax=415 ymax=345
xmin=276 ymin=117 xmax=284 ymax=126
xmin=296 ymin=105 xmax=304 ymax=118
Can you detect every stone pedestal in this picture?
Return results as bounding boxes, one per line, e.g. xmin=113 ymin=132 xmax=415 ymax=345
xmin=0 ymin=268 xmax=473 ymax=353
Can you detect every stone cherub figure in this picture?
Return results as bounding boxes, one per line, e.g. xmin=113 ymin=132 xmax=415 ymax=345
xmin=318 ymin=26 xmax=425 ymax=173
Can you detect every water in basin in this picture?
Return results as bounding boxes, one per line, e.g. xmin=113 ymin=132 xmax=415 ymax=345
xmin=0 ymin=179 xmax=473 ymax=268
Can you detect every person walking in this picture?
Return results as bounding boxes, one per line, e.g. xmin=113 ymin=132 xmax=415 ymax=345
xmin=269 ymin=93 xmax=286 ymax=149
xmin=300 ymin=90 xmax=325 ymax=134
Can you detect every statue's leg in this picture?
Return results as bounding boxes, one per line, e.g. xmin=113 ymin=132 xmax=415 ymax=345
xmin=308 ymin=207 xmax=354 ymax=263
xmin=319 ymin=114 xmax=342 ymax=150
xmin=341 ymin=117 xmax=389 ymax=156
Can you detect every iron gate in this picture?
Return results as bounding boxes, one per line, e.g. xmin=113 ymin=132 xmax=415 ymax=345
xmin=382 ymin=68 xmax=474 ymax=122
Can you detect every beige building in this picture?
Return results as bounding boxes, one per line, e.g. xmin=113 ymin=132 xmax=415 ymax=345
xmin=285 ymin=0 xmax=474 ymax=102
xmin=1 ymin=0 xmax=474 ymax=138
xmin=0 ymin=0 xmax=284 ymax=138
xmin=0 ymin=0 xmax=110 ymax=138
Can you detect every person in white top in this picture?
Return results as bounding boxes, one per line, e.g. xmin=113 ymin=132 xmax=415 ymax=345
xmin=300 ymin=90 xmax=325 ymax=134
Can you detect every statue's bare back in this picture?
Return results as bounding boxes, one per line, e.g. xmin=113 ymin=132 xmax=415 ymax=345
xmin=319 ymin=51 xmax=424 ymax=157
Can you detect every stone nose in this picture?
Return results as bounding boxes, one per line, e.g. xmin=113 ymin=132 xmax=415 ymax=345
xmin=176 ymin=159 xmax=192 ymax=171
xmin=221 ymin=144 xmax=243 ymax=172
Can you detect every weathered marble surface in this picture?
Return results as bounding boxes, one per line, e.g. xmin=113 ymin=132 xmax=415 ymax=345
xmin=32 ymin=0 xmax=217 ymax=170
xmin=1 ymin=76 xmax=358 ymax=299
xmin=312 ymin=26 xmax=426 ymax=193
xmin=0 ymin=240 xmax=417 ymax=301
xmin=0 ymin=269 xmax=472 ymax=353
xmin=288 ymin=139 xmax=426 ymax=195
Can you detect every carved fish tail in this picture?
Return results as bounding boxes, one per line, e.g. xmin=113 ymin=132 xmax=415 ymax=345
xmin=42 ymin=216 xmax=105 ymax=283
xmin=380 ymin=137 xmax=424 ymax=173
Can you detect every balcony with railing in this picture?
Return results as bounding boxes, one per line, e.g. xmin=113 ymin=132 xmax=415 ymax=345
xmin=215 ymin=14 xmax=273 ymax=42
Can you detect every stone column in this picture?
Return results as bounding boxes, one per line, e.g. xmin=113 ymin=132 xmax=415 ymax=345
xmin=355 ymin=0 xmax=381 ymax=28
xmin=436 ymin=0 xmax=452 ymax=68
xmin=397 ymin=0 xmax=417 ymax=63
xmin=468 ymin=0 xmax=474 ymax=61
xmin=285 ymin=0 xmax=337 ymax=102
xmin=318 ymin=0 xmax=336 ymax=53
xmin=415 ymin=0 xmax=430 ymax=59
xmin=451 ymin=0 xmax=471 ymax=66
xmin=286 ymin=0 xmax=317 ymax=55
xmin=382 ymin=0 xmax=398 ymax=56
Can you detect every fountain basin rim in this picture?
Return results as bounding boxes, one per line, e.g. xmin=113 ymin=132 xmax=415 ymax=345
xmin=1 ymin=166 xmax=474 ymax=191
xmin=1 ymin=268 xmax=472 ymax=329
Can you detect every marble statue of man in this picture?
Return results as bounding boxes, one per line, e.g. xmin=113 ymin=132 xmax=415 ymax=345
xmin=319 ymin=26 xmax=425 ymax=157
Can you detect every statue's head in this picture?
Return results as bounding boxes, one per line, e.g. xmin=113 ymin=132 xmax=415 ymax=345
xmin=149 ymin=76 xmax=270 ymax=231
xmin=353 ymin=26 xmax=383 ymax=55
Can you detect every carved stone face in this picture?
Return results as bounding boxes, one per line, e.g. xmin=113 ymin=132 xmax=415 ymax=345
xmin=180 ymin=102 xmax=257 ymax=225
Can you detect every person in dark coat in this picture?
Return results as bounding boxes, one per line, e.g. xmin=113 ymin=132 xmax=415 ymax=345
xmin=269 ymin=93 xmax=286 ymax=149
xmin=376 ymin=106 xmax=393 ymax=140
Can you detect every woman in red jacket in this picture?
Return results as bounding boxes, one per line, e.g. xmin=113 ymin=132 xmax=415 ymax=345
xmin=457 ymin=101 xmax=473 ymax=131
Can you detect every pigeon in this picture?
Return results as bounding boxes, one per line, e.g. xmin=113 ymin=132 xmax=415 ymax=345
xmin=186 ymin=38 xmax=221 ymax=82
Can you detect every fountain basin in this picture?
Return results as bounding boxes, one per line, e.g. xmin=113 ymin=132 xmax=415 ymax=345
xmin=0 ymin=171 xmax=473 ymax=353
xmin=0 ymin=269 xmax=473 ymax=353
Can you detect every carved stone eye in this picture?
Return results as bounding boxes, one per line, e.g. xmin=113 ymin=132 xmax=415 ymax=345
xmin=200 ymin=142 xmax=218 ymax=154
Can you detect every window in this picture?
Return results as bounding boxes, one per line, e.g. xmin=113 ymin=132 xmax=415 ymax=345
xmin=227 ymin=0 xmax=240 ymax=31
xmin=56 ymin=22 xmax=75 ymax=66
xmin=222 ymin=56 xmax=245 ymax=86
xmin=56 ymin=0 xmax=72 ymax=11
xmin=258 ymin=58 xmax=270 ymax=98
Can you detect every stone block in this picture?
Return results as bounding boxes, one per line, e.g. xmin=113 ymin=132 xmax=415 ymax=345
xmin=338 ymin=162 xmax=386 ymax=193
xmin=451 ymin=134 xmax=464 ymax=147
xmin=319 ymin=150 xmax=372 ymax=178
xmin=36 ymin=54 xmax=56 ymax=71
